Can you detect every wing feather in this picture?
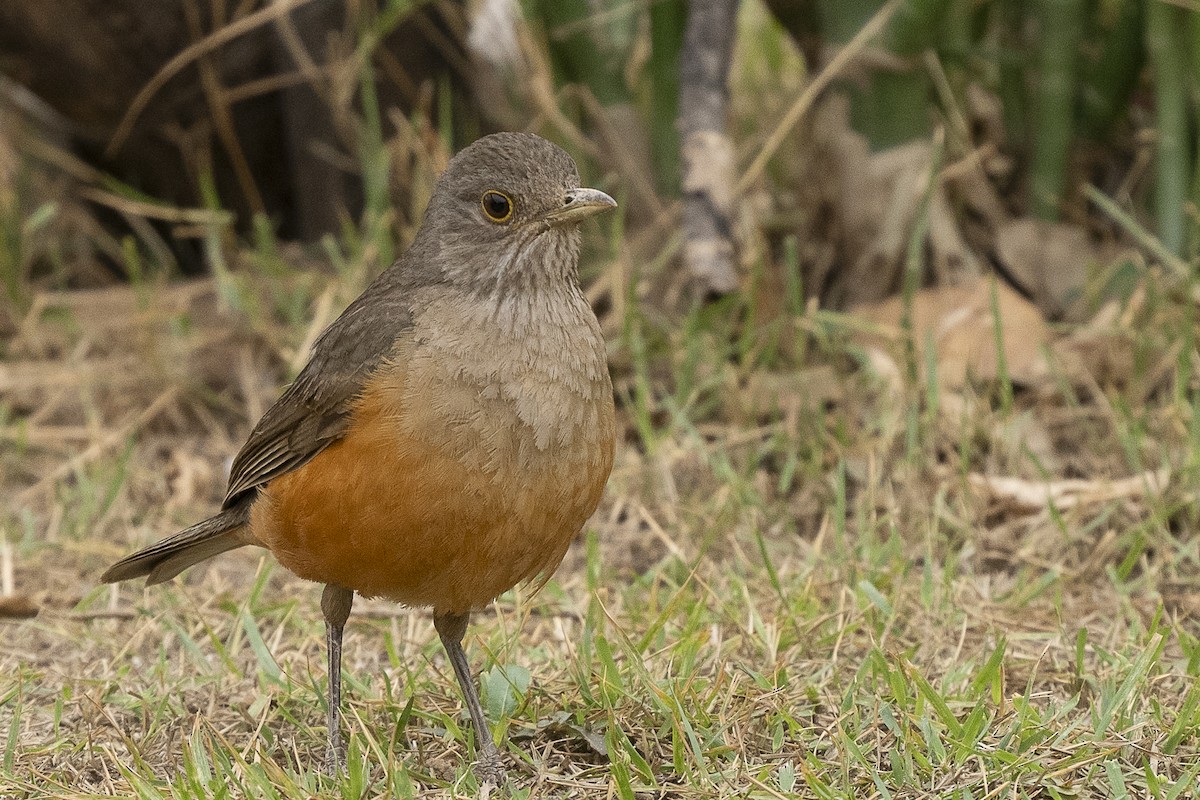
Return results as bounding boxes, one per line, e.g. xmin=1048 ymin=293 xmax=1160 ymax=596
xmin=222 ymin=273 xmax=418 ymax=507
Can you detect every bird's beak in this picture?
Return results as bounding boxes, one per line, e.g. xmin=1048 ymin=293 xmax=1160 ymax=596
xmin=542 ymin=187 xmax=618 ymax=227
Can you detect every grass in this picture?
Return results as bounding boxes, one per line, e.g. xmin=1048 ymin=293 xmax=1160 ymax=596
xmin=4 ymin=1 xmax=1200 ymax=798
xmin=4 ymin=252 xmax=1200 ymax=797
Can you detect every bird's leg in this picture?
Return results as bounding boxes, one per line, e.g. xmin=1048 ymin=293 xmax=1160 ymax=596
xmin=321 ymin=584 xmax=354 ymax=775
xmin=433 ymin=611 xmax=506 ymax=785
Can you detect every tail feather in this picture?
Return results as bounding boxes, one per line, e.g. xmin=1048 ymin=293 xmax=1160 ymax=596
xmin=102 ymin=503 xmax=252 ymax=585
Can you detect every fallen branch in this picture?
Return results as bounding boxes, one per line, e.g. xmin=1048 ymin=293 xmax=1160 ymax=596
xmin=968 ymin=468 xmax=1170 ymax=512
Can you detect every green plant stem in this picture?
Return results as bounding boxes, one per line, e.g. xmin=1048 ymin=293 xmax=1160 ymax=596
xmin=1030 ymin=0 xmax=1085 ymax=220
xmin=1190 ymin=7 xmax=1200 ymax=261
xmin=901 ymin=128 xmax=945 ymax=458
xmin=648 ymin=0 xmax=685 ymax=192
xmin=1147 ymin=0 xmax=1190 ymax=256
xmin=1085 ymin=184 xmax=1190 ymax=280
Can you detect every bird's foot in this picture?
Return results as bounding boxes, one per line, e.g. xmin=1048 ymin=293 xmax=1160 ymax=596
xmin=324 ymin=742 xmax=346 ymax=777
xmin=473 ymin=746 xmax=507 ymax=787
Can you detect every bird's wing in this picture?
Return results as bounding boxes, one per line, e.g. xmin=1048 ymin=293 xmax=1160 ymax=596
xmin=222 ymin=281 xmax=415 ymax=508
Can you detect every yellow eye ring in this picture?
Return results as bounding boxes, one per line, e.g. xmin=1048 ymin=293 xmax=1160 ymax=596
xmin=481 ymin=190 xmax=513 ymax=223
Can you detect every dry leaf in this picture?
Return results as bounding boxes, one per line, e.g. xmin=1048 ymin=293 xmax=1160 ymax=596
xmin=852 ymin=280 xmax=1052 ymax=391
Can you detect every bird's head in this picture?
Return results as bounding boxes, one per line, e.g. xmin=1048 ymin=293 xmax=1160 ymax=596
xmin=414 ymin=132 xmax=616 ymax=295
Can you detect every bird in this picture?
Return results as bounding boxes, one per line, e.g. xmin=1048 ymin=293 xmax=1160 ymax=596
xmin=101 ymin=132 xmax=618 ymax=784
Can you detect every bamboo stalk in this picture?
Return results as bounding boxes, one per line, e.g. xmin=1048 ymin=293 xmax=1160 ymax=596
xmin=994 ymin=0 xmax=1030 ymax=149
xmin=1146 ymin=0 xmax=1190 ymax=256
xmin=887 ymin=0 xmax=954 ymax=54
xmin=1030 ymin=0 xmax=1085 ymax=220
xmin=1077 ymin=0 xmax=1145 ymax=142
xmin=821 ymin=0 xmax=951 ymax=151
xmin=649 ymin=0 xmax=687 ymax=193
xmin=1189 ymin=6 xmax=1200 ymax=260
xmin=534 ymin=0 xmax=631 ymax=107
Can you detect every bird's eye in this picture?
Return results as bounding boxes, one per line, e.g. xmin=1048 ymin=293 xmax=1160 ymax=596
xmin=481 ymin=191 xmax=513 ymax=223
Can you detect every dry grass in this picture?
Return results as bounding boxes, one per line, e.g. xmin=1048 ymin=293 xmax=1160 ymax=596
xmin=3 ymin=259 xmax=1199 ymax=798
xmin=3 ymin=2 xmax=1200 ymax=798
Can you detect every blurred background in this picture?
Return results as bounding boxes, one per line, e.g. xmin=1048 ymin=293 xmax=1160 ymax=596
xmin=2 ymin=0 xmax=1192 ymax=303
xmin=4 ymin=1 xmax=1200 ymax=793
xmin=4 ymin=0 xmax=1197 ymax=520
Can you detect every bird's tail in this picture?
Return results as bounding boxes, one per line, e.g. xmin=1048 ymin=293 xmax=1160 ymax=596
xmin=101 ymin=502 xmax=253 ymax=586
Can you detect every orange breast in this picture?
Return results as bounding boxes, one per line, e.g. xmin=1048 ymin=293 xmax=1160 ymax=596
xmin=249 ymin=349 xmax=615 ymax=614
